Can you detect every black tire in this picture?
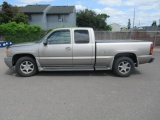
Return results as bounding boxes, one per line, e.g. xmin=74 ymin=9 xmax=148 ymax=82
xmin=113 ymin=57 xmax=135 ymax=77
xmin=15 ymin=57 xmax=37 ymax=77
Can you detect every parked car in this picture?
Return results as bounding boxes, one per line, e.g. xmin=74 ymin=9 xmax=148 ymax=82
xmin=4 ymin=28 xmax=154 ymax=77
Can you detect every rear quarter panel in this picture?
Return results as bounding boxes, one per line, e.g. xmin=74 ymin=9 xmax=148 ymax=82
xmin=96 ymin=41 xmax=152 ymax=69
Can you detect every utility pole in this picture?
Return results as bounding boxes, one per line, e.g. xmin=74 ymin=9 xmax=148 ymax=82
xmin=139 ymin=20 xmax=140 ymax=27
xmin=133 ymin=8 xmax=135 ymax=28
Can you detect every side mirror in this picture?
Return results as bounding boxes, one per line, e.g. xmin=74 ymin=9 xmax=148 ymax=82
xmin=43 ymin=39 xmax=47 ymax=46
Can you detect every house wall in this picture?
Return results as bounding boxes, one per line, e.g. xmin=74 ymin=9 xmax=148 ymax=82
xmin=110 ymin=24 xmax=121 ymax=32
xmin=42 ymin=5 xmax=52 ymax=29
xmin=27 ymin=6 xmax=76 ymax=29
xmin=47 ymin=15 xmax=66 ymax=28
xmin=28 ymin=6 xmax=52 ymax=29
xmin=47 ymin=13 xmax=76 ymax=28
xmin=68 ymin=8 xmax=76 ymax=27
xmin=29 ymin=14 xmax=44 ymax=28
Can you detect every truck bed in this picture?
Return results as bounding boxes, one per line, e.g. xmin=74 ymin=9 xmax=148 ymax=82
xmin=96 ymin=39 xmax=150 ymax=43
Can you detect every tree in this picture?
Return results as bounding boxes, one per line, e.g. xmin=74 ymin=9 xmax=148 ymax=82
xmin=0 ymin=1 xmax=28 ymax=24
xmin=12 ymin=12 xmax=28 ymax=24
xmin=128 ymin=19 xmax=131 ymax=29
xmin=97 ymin=14 xmax=110 ymax=21
xmin=77 ymin=9 xmax=112 ymax=31
xmin=0 ymin=2 xmax=13 ymax=23
xmin=152 ymin=21 xmax=157 ymax=27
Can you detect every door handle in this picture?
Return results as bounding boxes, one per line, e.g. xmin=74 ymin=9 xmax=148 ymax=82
xmin=65 ymin=47 xmax=71 ymax=51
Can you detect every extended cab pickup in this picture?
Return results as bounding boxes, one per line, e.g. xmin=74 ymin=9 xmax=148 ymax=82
xmin=4 ymin=28 xmax=154 ymax=77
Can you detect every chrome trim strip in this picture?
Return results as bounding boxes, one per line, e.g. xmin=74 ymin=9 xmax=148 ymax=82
xmin=73 ymin=57 xmax=94 ymax=59
xmin=38 ymin=57 xmax=72 ymax=60
xmin=96 ymin=56 xmax=113 ymax=59
xmin=38 ymin=57 xmax=95 ymax=60
xmin=38 ymin=56 xmax=113 ymax=60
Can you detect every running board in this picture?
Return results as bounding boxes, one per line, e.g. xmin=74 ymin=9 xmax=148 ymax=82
xmin=38 ymin=66 xmax=111 ymax=72
xmin=41 ymin=67 xmax=94 ymax=71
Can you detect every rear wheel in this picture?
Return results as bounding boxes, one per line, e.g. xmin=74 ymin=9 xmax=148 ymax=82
xmin=113 ymin=57 xmax=135 ymax=77
xmin=15 ymin=57 xmax=37 ymax=77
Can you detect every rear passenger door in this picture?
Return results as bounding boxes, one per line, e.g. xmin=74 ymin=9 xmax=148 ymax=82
xmin=72 ymin=29 xmax=94 ymax=67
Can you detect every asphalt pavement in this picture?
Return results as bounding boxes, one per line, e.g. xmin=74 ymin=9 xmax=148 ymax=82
xmin=0 ymin=47 xmax=160 ymax=120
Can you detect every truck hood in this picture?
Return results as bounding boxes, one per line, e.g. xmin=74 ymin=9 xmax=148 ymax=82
xmin=9 ymin=42 xmax=37 ymax=48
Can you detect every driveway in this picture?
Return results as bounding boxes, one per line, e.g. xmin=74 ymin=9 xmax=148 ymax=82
xmin=0 ymin=48 xmax=160 ymax=120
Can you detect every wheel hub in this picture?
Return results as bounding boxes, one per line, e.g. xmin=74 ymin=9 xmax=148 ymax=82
xmin=20 ymin=61 xmax=34 ymax=74
xmin=118 ymin=61 xmax=131 ymax=74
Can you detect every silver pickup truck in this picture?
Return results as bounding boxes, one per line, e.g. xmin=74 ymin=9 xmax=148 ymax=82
xmin=4 ymin=28 xmax=154 ymax=77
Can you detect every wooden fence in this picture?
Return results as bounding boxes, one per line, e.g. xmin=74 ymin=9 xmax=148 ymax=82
xmin=95 ymin=31 xmax=160 ymax=46
xmin=1 ymin=31 xmax=160 ymax=46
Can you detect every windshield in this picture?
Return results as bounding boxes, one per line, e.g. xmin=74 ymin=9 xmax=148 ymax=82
xmin=36 ymin=35 xmax=47 ymax=43
xmin=36 ymin=30 xmax=53 ymax=43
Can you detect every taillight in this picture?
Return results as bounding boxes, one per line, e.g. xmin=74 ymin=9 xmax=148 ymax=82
xmin=150 ymin=43 xmax=154 ymax=55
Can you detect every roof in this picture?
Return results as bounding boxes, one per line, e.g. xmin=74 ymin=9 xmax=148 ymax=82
xmin=47 ymin=6 xmax=75 ymax=14
xmin=19 ymin=5 xmax=50 ymax=13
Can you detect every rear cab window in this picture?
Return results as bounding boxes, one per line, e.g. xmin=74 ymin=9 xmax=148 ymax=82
xmin=74 ymin=30 xmax=90 ymax=44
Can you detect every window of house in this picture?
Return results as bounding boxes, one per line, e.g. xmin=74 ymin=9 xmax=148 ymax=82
xmin=63 ymin=15 xmax=68 ymax=22
xmin=58 ymin=15 xmax=63 ymax=22
xmin=58 ymin=15 xmax=68 ymax=22
xmin=47 ymin=30 xmax=71 ymax=44
xmin=74 ymin=30 xmax=90 ymax=44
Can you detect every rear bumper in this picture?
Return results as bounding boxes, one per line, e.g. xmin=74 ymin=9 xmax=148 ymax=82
xmin=148 ymin=58 xmax=155 ymax=63
xmin=4 ymin=57 xmax=13 ymax=69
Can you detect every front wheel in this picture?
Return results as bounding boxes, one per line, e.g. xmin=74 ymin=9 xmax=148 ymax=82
xmin=15 ymin=57 xmax=37 ymax=77
xmin=113 ymin=57 xmax=135 ymax=77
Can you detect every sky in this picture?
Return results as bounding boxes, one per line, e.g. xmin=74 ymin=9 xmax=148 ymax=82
xmin=1 ymin=0 xmax=160 ymax=27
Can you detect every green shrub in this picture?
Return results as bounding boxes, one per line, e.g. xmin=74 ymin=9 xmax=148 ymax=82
xmin=0 ymin=22 xmax=46 ymax=43
xmin=0 ymin=22 xmax=77 ymax=43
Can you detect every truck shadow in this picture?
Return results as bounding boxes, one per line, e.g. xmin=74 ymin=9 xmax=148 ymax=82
xmin=5 ymin=69 xmax=141 ymax=77
xmin=37 ymin=71 xmax=114 ymax=77
xmin=37 ymin=69 xmax=141 ymax=77
xmin=5 ymin=69 xmax=16 ymax=76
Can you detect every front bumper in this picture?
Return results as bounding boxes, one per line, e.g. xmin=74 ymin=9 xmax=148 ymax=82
xmin=4 ymin=57 xmax=13 ymax=69
xmin=148 ymin=58 xmax=155 ymax=63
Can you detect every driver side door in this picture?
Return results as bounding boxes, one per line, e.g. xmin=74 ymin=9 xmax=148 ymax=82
xmin=38 ymin=29 xmax=72 ymax=67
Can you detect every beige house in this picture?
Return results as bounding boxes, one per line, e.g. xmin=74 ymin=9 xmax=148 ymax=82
xmin=110 ymin=23 xmax=121 ymax=32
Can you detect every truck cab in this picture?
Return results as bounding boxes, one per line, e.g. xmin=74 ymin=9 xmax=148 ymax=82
xmin=38 ymin=28 xmax=95 ymax=69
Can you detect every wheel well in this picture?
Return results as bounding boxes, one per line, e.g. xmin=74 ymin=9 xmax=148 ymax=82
xmin=12 ymin=54 xmax=36 ymax=66
xmin=114 ymin=53 xmax=138 ymax=67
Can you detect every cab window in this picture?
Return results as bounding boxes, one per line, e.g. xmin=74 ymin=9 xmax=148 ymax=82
xmin=74 ymin=30 xmax=89 ymax=44
xmin=47 ymin=30 xmax=70 ymax=44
